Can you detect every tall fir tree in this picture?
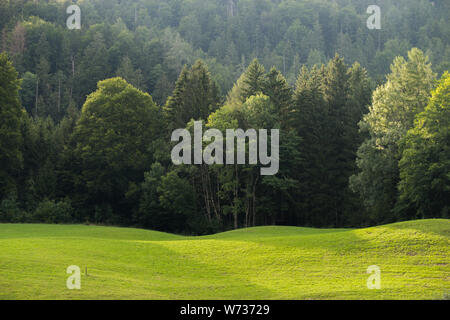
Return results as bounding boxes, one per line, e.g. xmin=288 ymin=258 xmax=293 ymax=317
xmin=0 ymin=52 xmax=24 ymax=199
xmin=165 ymin=60 xmax=220 ymax=129
xmin=263 ymin=67 xmax=293 ymax=127
xmin=240 ymin=58 xmax=266 ymax=102
xmin=291 ymin=55 xmax=371 ymax=227
xmin=292 ymin=65 xmax=330 ymax=226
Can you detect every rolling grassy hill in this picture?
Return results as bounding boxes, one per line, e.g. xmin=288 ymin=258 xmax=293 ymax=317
xmin=0 ymin=219 xmax=448 ymax=300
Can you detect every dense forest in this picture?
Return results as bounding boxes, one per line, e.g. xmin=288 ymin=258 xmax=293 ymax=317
xmin=0 ymin=0 xmax=449 ymax=234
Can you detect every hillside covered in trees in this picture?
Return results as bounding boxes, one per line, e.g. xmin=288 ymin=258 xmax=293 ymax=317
xmin=0 ymin=0 xmax=449 ymax=234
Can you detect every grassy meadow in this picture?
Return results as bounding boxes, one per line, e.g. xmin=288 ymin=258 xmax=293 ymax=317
xmin=0 ymin=219 xmax=448 ymax=300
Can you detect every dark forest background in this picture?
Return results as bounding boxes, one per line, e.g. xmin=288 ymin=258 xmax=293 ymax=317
xmin=0 ymin=0 xmax=449 ymax=234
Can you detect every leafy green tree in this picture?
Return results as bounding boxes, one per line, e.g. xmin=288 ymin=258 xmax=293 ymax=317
xmin=158 ymin=168 xmax=198 ymax=233
xmin=0 ymin=196 xmax=26 ymax=223
xmin=351 ymin=48 xmax=436 ymax=223
xmin=397 ymin=72 xmax=450 ymax=219
xmin=348 ymin=62 xmax=372 ymax=122
xmin=1 ymin=0 xmax=449 ymax=232
xmin=136 ymin=162 xmax=166 ymax=229
xmin=0 ymin=52 xmax=24 ymax=199
xmin=32 ymin=198 xmax=73 ymax=224
xmin=73 ymin=77 xmax=164 ymax=222
xmin=306 ymin=49 xmax=326 ymax=69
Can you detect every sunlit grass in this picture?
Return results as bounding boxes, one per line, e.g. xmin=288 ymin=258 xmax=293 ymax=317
xmin=0 ymin=219 xmax=448 ymax=300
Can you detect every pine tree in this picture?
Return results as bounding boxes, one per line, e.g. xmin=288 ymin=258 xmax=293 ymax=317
xmin=74 ymin=33 xmax=110 ymax=106
xmin=291 ymin=55 xmax=371 ymax=227
xmin=292 ymin=65 xmax=329 ymax=226
xmin=322 ymin=55 xmax=353 ymax=226
xmin=240 ymin=58 xmax=266 ymax=102
xmin=263 ymin=67 xmax=293 ymax=127
xmin=165 ymin=60 xmax=220 ymax=129
xmin=0 ymin=52 xmax=24 ymax=199
xmin=116 ymin=56 xmax=146 ymax=92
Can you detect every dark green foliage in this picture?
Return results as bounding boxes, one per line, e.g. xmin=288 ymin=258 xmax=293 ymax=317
xmin=1 ymin=0 xmax=446 ymax=120
xmin=350 ymin=49 xmax=436 ymax=224
xmin=397 ymin=72 xmax=450 ymax=219
xmin=0 ymin=197 xmax=27 ymax=223
xmin=32 ymin=198 xmax=73 ymax=224
xmin=19 ymin=71 xmax=37 ymax=114
xmin=263 ymin=67 xmax=293 ymax=125
xmin=72 ymin=77 xmax=164 ymax=223
xmin=165 ymin=60 xmax=221 ymax=130
xmin=0 ymin=52 xmax=24 ymax=199
xmin=290 ymin=56 xmax=372 ymax=227
xmin=136 ymin=162 xmax=166 ymax=229
xmin=240 ymin=59 xmax=266 ymax=101
xmin=158 ymin=169 xmax=198 ymax=232
xmin=291 ymin=65 xmax=329 ymax=226
xmin=0 ymin=1 xmax=448 ymax=234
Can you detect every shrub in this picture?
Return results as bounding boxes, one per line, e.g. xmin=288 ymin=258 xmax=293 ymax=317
xmin=0 ymin=197 xmax=29 ymax=222
xmin=33 ymin=199 xmax=74 ymax=224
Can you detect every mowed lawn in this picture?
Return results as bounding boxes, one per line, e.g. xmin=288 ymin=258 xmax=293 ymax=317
xmin=0 ymin=219 xmax=448 ymax=300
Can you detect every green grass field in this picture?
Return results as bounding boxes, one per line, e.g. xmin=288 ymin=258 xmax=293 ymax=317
xmin=0 ymin=219 xmax=448 ymax=300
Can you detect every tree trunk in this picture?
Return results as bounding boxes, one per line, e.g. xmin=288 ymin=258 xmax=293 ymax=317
xmin=234 ymin=164 xmax=239 ymax=229
xmin=252 ymin=175 xmax=258 ymax=226
xmin=35 ymin=77 xmax=39 ymax=117
xmin=57 ymin=77 xmax=61 ymax=113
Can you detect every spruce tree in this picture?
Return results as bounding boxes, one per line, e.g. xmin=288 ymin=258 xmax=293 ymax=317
xmin=263 ymin=67 xmax=293 ymax=126
xmin=292 ymin=56 xmax=371 ymax=227
xmin=165 ymin=60 xmax=220 ymax=129
xmin=240 ymin=58 xmax=266 ymax=102
xmin=0 ymin=52 xmax=24 ymax=199
xmin=292 ymin=65 xmax=330 ymax=226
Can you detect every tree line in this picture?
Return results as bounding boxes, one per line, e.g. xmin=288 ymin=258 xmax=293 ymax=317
xmin=0 ymin=0 xmax=448 ymax=234
xmin=1 ymin=47 xmax=448 ymax=234
xmin=1 ymin=0 xmax=448 ymax=121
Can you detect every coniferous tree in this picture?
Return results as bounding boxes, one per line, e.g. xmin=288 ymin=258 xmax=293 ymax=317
xmin=292 ymin=65 xmax=329 ymax=226
xmin=116 ymin=56 xmax=146 ymax=92
xmin=291 ymin=55 xmax=371 ymax=227
xmin=165 ymin=60 xmax=220 ymax=129
xmin=240 ymin=58 xmax=266 ymax=102
xmin=74 ymin=33 xmax=110 ymax=107
xmin=263 ymin=67 xmax=293 ymax=126
xmin=0 ymin=52 xmax=24 ymax=199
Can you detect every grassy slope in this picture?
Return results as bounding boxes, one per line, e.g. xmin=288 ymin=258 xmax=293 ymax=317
xmin=0 ymin=219 xmax=448 ymax=300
